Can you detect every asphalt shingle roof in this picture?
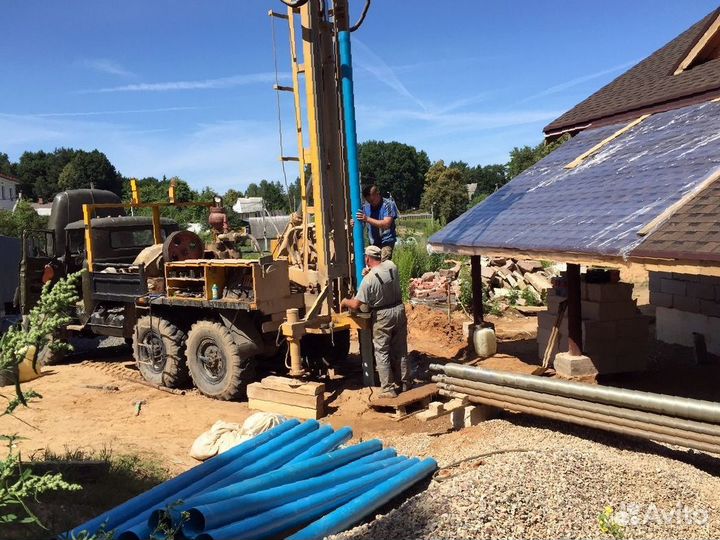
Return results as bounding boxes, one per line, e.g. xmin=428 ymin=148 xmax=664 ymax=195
xmin=429 ymin=100 xmax=720 ymax=260
xmin=544 ymin=9 xmax=720 ymax=134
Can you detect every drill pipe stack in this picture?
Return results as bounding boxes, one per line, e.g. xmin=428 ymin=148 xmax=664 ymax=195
xmin=64 ymin=420 xmax=436 ymax=540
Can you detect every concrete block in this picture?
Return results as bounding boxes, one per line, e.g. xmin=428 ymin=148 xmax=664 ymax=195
xmin=699 ymin=274 xmax=720 ymax=286
xmin=546 ymin=293 xmax=566 ymax=315
xmin=673 ymin=294 xmax=700 ymax=314
xmin=700 ymin=299 xmax=720 ymax=318
xmin=581 ymin=299 xmax=637 ymax=321
xmin=673 ymin=272 xmax=700 ymax=282
xmin=537 ymin=311 xmax=568 ymax=332
xmin=585 ymin=282 xmax=633 ymax=303
xmin=660 ymin=278 xmax=687 ymax=296
xmin=615 ymin=316 xmax=650 ymax=339
xmin=655 ymin=307 xmax=707 ymax=350
xmin=554 ymin=353 xmax=598 ymax=377
xmin=450 ymin=404 xmax=496 ymax=429
xmin=649 ymin=290 xmax=674 ymax=308
xmin=705 ymin=317 xmax=720 ymax=356
xmin=687 ymin=282 xmax=716 ymax=300
xmin=648 ymin=271 xmax=670 ymax=292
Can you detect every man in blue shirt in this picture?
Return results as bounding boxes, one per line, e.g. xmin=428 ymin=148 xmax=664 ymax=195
xmin=356 ymin=185 xmax=398 ymax=262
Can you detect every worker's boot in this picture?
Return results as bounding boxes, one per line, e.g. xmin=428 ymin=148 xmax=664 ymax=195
xmin=377 ymin=368 xmax=397 ymax=399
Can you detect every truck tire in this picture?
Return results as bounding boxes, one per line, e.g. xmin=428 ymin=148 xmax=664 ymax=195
xmin=186 ymin=320 xmax=256 ymax=400
xmin=133 ymin=316 xmax=189 ymax=388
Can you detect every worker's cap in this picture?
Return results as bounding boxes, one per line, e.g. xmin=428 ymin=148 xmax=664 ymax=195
xmin=364 ymin=245 xmax=382 ymax=260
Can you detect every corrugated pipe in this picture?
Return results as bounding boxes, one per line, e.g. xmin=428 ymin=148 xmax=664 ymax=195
xmin=183 ymin=457 xmax=407 ymax=536
xmin=195 ymin=459 xmax=418 ymax=540
xmin=431 ymin=363 xmax=720 ymax=423
xmin=439 ymin=388 xmax=720 ymax=455
xmin=64 ymin=419 xmax=301 ymax=538
xmin=172 ymin=441 xmax=388 ymax=521
xmin=288 ymin=458 xmax=438 ymax=540
xmin=433 ymin=375 xmax=720 ymax=439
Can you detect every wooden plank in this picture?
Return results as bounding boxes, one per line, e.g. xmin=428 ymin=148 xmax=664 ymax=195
xmin=246 ymin=383 xmax=322 ymax=408
xmin=370 ymin=383 xmax=438 ymax=408
xmin=259 ymin=376 xmax=325 ymax=396
xmin=674 ymin=13 xmax=720 ymax=74
xmin=564 ymin=114 xmax=650 ymax=169
xmin=248 ymin=398 xmax=322 ymax=420
xmin=417 ymin=397 xmax=468 ymax=421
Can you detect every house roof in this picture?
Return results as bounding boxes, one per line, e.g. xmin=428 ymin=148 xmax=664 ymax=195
xmin=0 ymin=172 xmax=18 ymax=183
xmin=544 ymin=9 xmax=720 ymax=135
xmin=633 ymin=177 xmax=720 ymax=262
xmin=429 ymin=100 xmax=720 ymax=261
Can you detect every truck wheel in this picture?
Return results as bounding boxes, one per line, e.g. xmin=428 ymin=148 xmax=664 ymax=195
xmin=133 ymin=316 xmax=189 ymax=388
xmin=186 ymin=320 xmax=256 ymax=401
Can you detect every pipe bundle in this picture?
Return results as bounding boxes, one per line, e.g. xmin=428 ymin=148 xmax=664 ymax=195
xmin=64 ymin=420 xmax=436 ymax=540
xmin=431 ymin=363 xmax=720 ymax=454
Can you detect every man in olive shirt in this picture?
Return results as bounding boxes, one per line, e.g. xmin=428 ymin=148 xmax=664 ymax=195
xmin=340 ymin=245 xmax=411 ymax=398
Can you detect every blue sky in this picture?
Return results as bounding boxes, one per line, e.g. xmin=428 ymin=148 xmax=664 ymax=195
xmin=1 ymin=1 xmax=717 ymax=193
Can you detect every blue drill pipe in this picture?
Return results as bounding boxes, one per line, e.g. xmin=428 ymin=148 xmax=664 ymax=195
xmin=288 ymin=426 xmax=352 ymax=463
xmin=339 ymin=30 xmax=365 ymax=287
xmin=287 ymin=458 xmax=438 ymax=540
xmin=168 ymin=441 xmax=388 ymax=523
xmin=195 ymin=459 xmax=418 ymax=540
xmin=183 ymin=457 xmax=407 ymax=536
xmin=147 ymin=422 xmax=328 ymax=529
xmin=64 ymin=419 xmax=300 ymax=538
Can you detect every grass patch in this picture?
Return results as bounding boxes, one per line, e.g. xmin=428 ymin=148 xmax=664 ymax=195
xmin=3 ymin=447 xmax=168 ymax=540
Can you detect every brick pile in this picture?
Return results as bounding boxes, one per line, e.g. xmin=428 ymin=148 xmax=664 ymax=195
xmin=409 ymin=261 xmax=462 ymax=306
xmin=539 ymin=275 xmax=650 ymax=374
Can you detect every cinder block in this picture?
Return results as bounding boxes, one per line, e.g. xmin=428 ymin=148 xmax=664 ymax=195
xmin=546 ymin=294 xmax=567 ymax=315
xmin=585 ymin=282 xmax=633 ymax=303
xmin=660 ymin=278 xmax=687 ymax=296
xmin=649 ymin=290 xmax=674 ymax=308
xmin=700 ymin=299 xmax=720 ymax=318
xmin=615 ymin=316 xmax=650 ymax=339
xmin=673 ymin=272 xmax=700 ymax=282
xmin=554 ymin=353 xmax=598 ymax=377
xmin=699 ymin=275 xmax=720 ymax=286
xmin=687 ymin=282 xmax=716 ymax=300
xmin=655 ymin=306 xmax=706 ymax=349
xmin=450 ymin=404 xmax=496 ymax=429
xmin=537 ymin=311 xmax=568 ymax=332
xmin=673 ymin=294 xmax=701 ymax=313
xmin=581 ymin=299 xmax=637 ymax=321
xmin=648 ymin=271 xmax=670 ymax=292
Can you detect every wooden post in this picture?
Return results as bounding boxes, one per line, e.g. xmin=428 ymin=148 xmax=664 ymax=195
xmin=566 ymin=263 xmax=583 ymax=356
xmin=470 ymin=255 xmax=483 ymax=325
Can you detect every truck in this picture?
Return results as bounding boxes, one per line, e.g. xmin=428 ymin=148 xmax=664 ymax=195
xmin=19 ymin=0 xmax=373 ymax=401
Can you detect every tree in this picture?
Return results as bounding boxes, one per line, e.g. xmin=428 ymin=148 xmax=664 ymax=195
xmin=0 ymin=200 xmax=48 ymax=238
xmin=448 ymin=160 xmax=472 ymax=184
xmin=245 ymin=180 xmax=289 ymax=213
xmin=0 ymin=153 xmax=16 ymax=177
xmin=358 ymin=140 xmax=430 ymax=210
xmin=472 ymin=164 xmax=508 ymax=195
xmin=507 ymin=134 xmax=570 ymax=179
xmin=420 ymin=161 xmax=469 ymax=223
xmin=57 ymin=150 xmax=123 ymax=195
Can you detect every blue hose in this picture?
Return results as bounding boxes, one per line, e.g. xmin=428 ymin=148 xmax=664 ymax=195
xmin=338 ymin=30 xmax=365 ymax=287
xmin=288 ymin=426 xmax=352 ymax=463
xmin=184 ymin=456 xmax=407 ymax=535
xmin=195 ymin=459 xmax=418 ymax=540
xmin=287 ymin=458 xmax=438 ymax=540
xmin=176 ymin=441 xmax=386 ymax=513
xmin=64 ymin=419 xmax=300 ymax=538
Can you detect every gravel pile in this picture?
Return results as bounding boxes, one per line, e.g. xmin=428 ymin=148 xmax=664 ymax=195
xmin=334 ymin=416 xmax=720 ymax=539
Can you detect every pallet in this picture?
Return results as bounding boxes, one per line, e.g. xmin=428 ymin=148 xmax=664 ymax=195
xmin=247 ymin=377 xmax=326 ymax=420
xmin=369 ymin=383 xmax=439 ymax=417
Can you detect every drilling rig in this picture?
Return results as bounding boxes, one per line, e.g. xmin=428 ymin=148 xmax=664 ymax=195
xmin=22 ymin=0 xmax=374 ymax=399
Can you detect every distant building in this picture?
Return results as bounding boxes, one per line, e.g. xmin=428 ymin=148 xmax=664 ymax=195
xmin=0 ymin=173 xmax=19 ymax=211
xmin=30 ymin=200 xmax=53 ymax=216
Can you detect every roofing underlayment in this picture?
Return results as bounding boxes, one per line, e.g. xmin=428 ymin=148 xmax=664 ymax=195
xmin=429 ymin=100 xmax=720 ymax=261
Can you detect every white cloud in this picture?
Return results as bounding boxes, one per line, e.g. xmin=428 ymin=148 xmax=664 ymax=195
xmin=80 ymin=58 xmax=136 ymax=78
xmin=84 ymin=72 xmax=289 ymax=93
xmin=518 ymin=59 xmax=639 ymax=104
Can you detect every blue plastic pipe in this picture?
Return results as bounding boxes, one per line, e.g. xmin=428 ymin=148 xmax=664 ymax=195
xmin=287 ymin=458 xmax=438 ymax=540
xmin=195 ymin=459 xmax=418 ymax=540
xmin=64 ymin=419 xmax=300 ymax=538
xmin=288 ymin=426 xmax=352 ymax=463
xmin=147 ymin=422 xmax=327 ymax=529
xmin=169 ymin=441 xmax=387 ymax=522
xmin=339 ymin=30 xmax=365 ymax=287
xmin=184 ymin=457 xmax=407 ymax=536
